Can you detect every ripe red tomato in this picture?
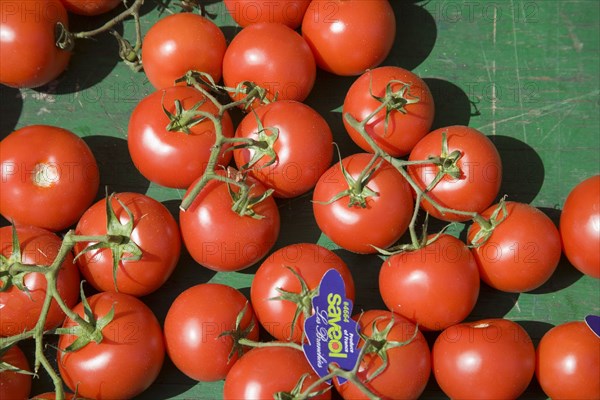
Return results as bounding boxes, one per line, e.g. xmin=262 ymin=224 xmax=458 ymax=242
xmin=29 ymin=393 xmax=79 ymax=399
xmin=74 ymin=192 xmax=181 ymax=297
xmin=0 ymin=0 xmax=71 ymax=88
xmin=408 ymin=125 xmax=502 ymax=222
xmin=379 ymin=234 xmax=480 ymax=331
xmin=0 ymin=125 xmax=99 ymax=232
xmin=0 ymin=225 xmax=80 ymax=336
xmin=57 ymin=292 xmax=165 ymax=399
xmin=164 ymin=283 xmax=259 ymax=382
xmin=128 ymin=86 xmax=234 ymax=189
xmin=251 ymin=243 xmax=354 ymax=343
xmin=222 ymin=22 xmax=316 ymax=104
xmin=560 ymin=175 xmax=600 ymax=278
xmin=59 ymin=0 xmax=121 ymax=15
xmin=312 ymin=153 xmax=414 ymax=254
xmin=301 ymin=0 xmax=396 ymax=76
xmin=223 ymin=346 xmax=331 ymax=400
xmin=233 ymin=100 xmax=333 ymax=198
xmin=334 ymin=309 xmax=431 ymax=400
xmin=536 ymin=320 xmax=600 ymax=399
xmin=468 ymin=201 xmax=562 ymax=292
xmin=432 ymin=318 xmax=536 ymax=399
xmin=224 ymin=0 xmax=311 ymax=29
xmin=343 ymin=66 xmax=435 ymax=157
xmin=0 ymin=345 xmax=31 ymax=400
xmin=179 ymin=170 xmax=280 ymax=272
xmin=141 ymin=12 xmax=227 ymax=90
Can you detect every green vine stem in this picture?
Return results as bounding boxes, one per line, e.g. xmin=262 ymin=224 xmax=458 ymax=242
xmin=343 ymin=110 xmax=493 ymax=236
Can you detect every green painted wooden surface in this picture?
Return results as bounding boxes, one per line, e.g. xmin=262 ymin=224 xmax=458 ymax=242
xmin=1 ymin=0 xmax=599 ymax=398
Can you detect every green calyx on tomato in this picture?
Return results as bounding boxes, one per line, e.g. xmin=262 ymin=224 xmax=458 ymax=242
xmin=371 ymin=79 xmax=421 ymax=134
xmin=318 ymin=150 xmax=382 ymax=208
xmin=469 ymin=198 xmax=508 ymax=247
xmin=74 ymin=193 xmax=142 ymax=292
xmin=226 ymin=174 xmax=276 ymax=219
xmin=163 ymin=97 xmax=209 ymax=134
xmin=355 ymin=315 xmax=419 ymax=383
xmin=273 ymin=373 xmax=331 ymax=400
xmin=229 ymin=111 xmax=279 ymax=171
xmin=0 ymin=344 xmax=34 ymax=377
xmin=219 ymin=302 xmax=257 ymax=361
xmin=53 ymin=283 xmax=114 ymax=353
xmin=0 ymin=225 xmax=32 ymax=294
xmin=269 ymin=266 xmax=317 ymax=342
xmin=423 ymin=131 xmax=463 ymax=190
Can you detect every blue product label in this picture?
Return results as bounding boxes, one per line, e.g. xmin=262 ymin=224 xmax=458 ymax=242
xmin=585 ymin=315 xmax=600 ymax=338
xmin=302 ymin=269 xmax=360 ymax=385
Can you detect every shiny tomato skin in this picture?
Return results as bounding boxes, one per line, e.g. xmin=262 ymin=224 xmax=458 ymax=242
xmin=233 ymin=100 xmax=333 ymax=198
xmin=59 ymin=0 xmax=121 ymax=15
xmin=343 ymin=66 xmax=435 ymax=157
xmin=301 ymin=0 xmax=395 ymax=76
xmin=164 ymin=283 xmax=259 ymax=382
xmin=222 ymin=22 xmax=316 ymax=104
xmin=0 ymin=125 xmax=100 ymax=232
xmin=179 ymin=171 xmax=280 ymax=272
xmin=468 ymin=201 xmax=561 ymax=292
xmin=408 ymin=125 xmax=502 ymax=222
xmin=223 ymin=346 xmax=330 ymax=400
xmin=0 ymin=345 xmax=31 ymax=400
xmin=141 ymin=12 xmax=226 ymax=90
xmin=536 ymin=321 xmax=600 ymax=399
xmin=128 ymin=86 xmax=234 ymax=189
xmin=432 ymin=318 xmax=536 ymax=400
xmin=224 ymin=0 xmax=311 ymax=29
xmin=250 ymin=243 xmax=354 ymax=343
xmin=73 ymin=192 xmax=181 ymax=297
xmin=313 ymin=153 xmax=414 ymax=254
xmin=334 ymin=310 xmax=431 ymax=400
xmin=29 ymin=393 xmax=81 ymax=400
xmin=0 ymin=225 xmax=80 ymax=337
xmin=0 ymin=0 xmax=71 ymax=88
xmin=379 ymin=234 xmax=480 ymax=331
xmin=57 ymin=292 xmax=165 ymax=400
xmin=560 ymin=175 xmax=600 ymax=278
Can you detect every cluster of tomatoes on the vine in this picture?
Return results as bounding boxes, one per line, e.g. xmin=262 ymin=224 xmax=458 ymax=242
xmin=1 ymin=0 xmax=599 ymax=399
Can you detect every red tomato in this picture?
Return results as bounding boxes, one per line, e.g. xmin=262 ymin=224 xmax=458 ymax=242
xmin=0 ymin=345 xmax=31 ymax=400
xmin=223 ymin=346 xmax=331 ymax=400
xmin=141 ymin=13 xmax=227 ymax=90
xmin=179 ymin=170 xmax=280 ymax=272
xmin=59 ymin=0 xmax=121 ymax=15
xmin=128 ymin=86 xmax=234 ymax=189
xmin=164 ymin=283 xmax=259 ymax=382
xmin=536 ymin=320 xmax=600 ymax=399
xmin=0 ymin=0 xmax=71 ymax=88
xmin=222 ymin=22 xmax=316 ymax=104
xmin=0 ymin=125 xmax=99 ymax=232
xmin=379 ymin=234 xmax=480 ymax=331
xmin=301 ymin=0 xmax=395 ymax=76
xmin=560 ymin=175 xmax=600 ymax=278
xmin=224 ymin=0 xmax=311 ymax=29
xmin=250 ymin=243 xmax=354 ymax=343
xmin=0 ymin=225 xmax=80 ymax=336
xmin=432 ymin=319 xmax=536 ymax=399
xmin=233 ymin=100 xmax=333 ymax=198
xmin=74 ymin=192 xmax=181 ymax=297
xmin=57 ymin=292 xmax=165 ymax=399
xmin=343 ymin=66 xmax=435 ymax=157
xmin=334 ymin=310 xmax=431 ymax=400
xmin=29 ymin=394 xmax=80 ymax=400
xmin=408 ymin=125 xmax=502 ymax=222
xmin=312 ymin=153 xmax=414 ymax=254
xmin=468 ymin=201 xmax=561 ymax=292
